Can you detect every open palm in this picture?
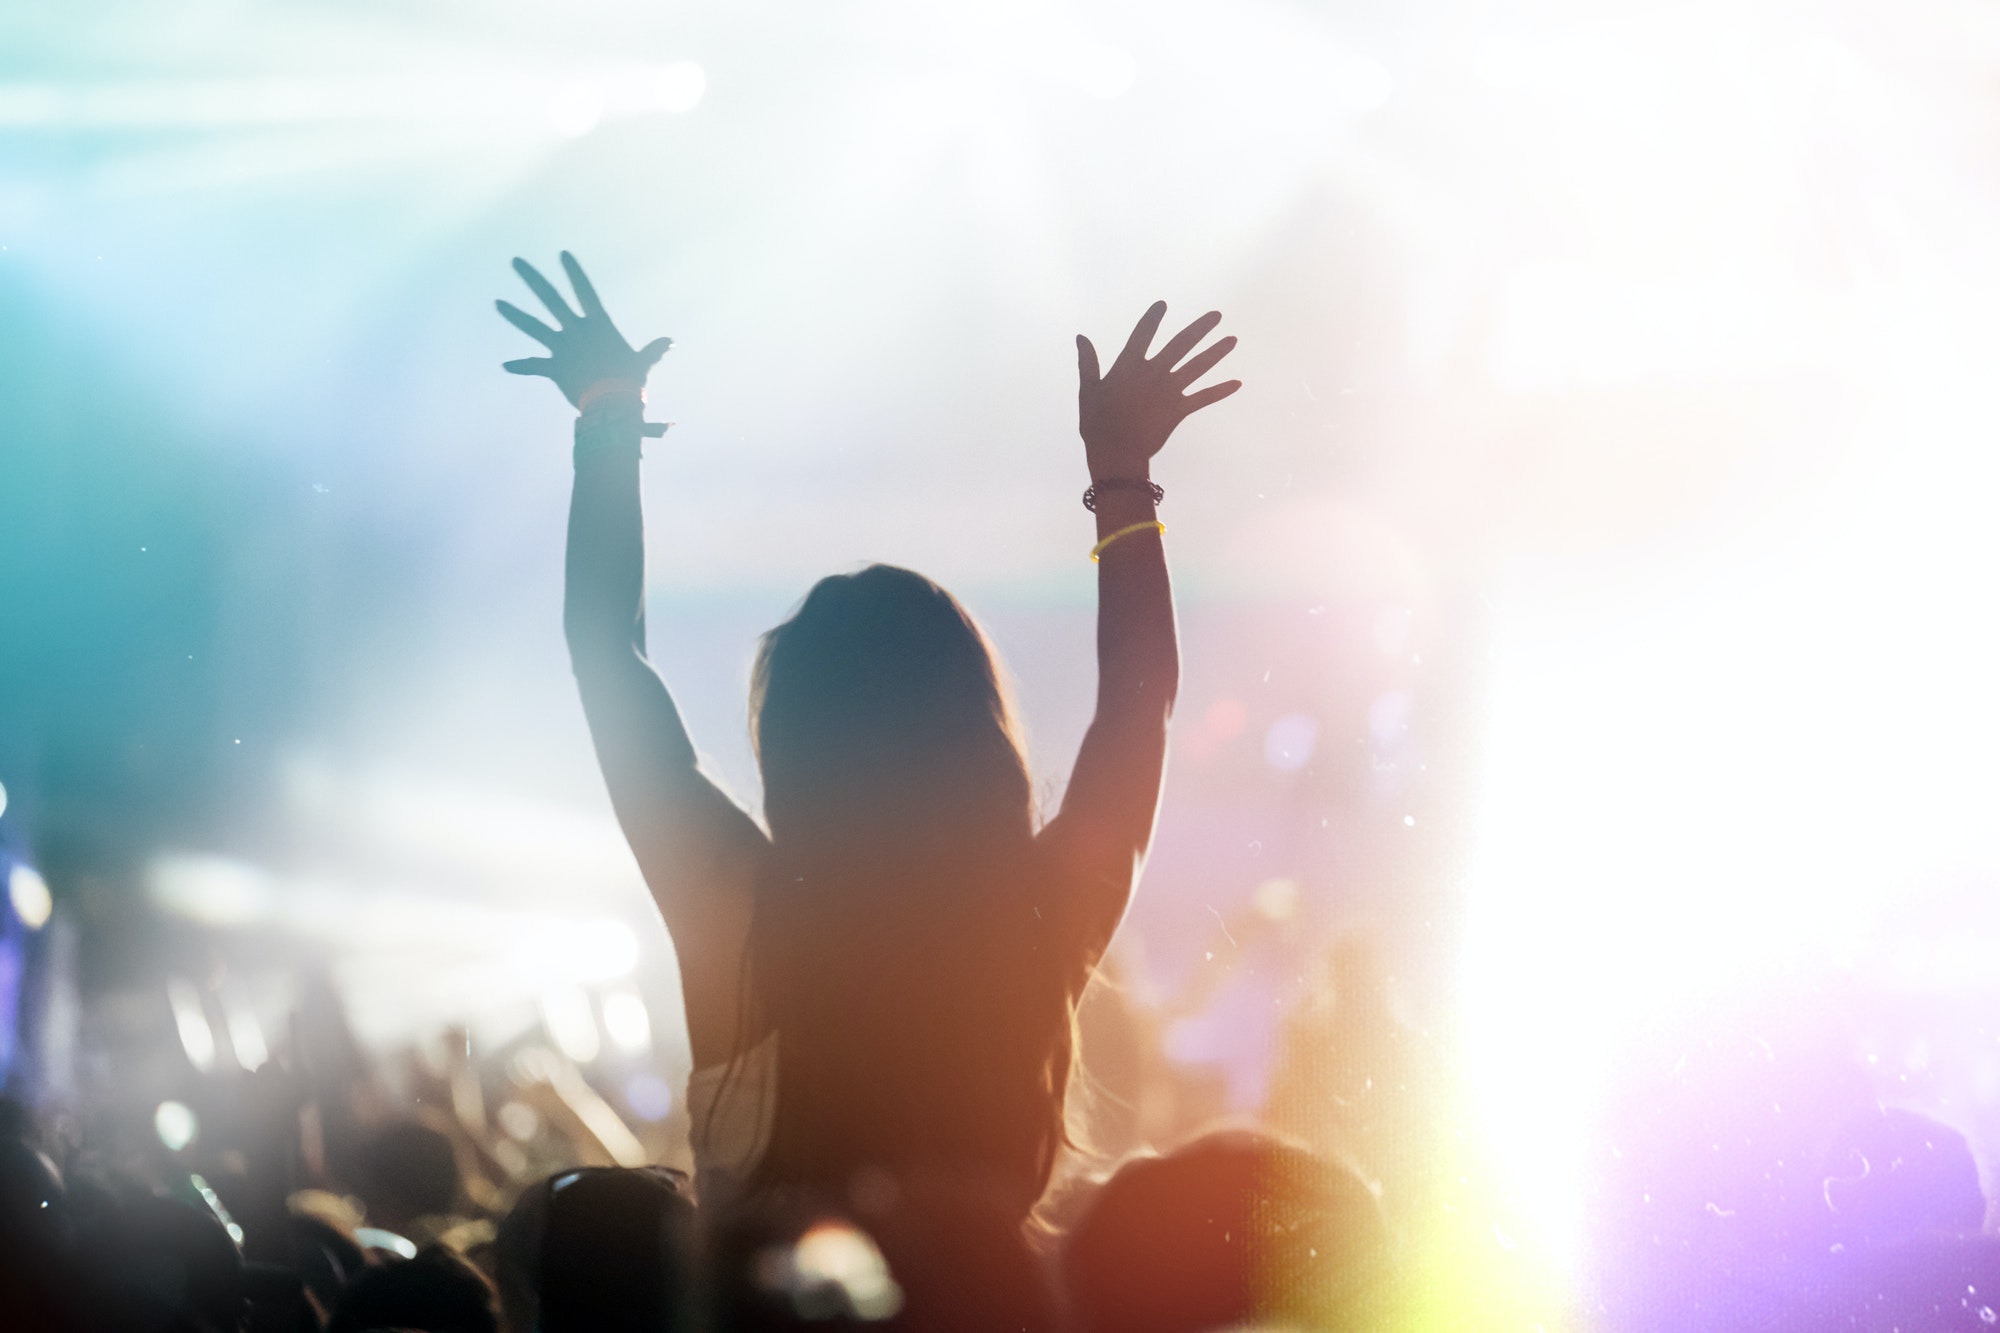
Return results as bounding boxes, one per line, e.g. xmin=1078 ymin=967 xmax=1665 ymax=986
xmin=1077 ymin=302 xmax=1240 ymax=478
xmin=497 ymin=252 xmax=672 ymax=409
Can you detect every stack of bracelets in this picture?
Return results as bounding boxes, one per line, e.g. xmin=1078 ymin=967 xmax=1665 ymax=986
xmin=572 ymin=378 xmax=669 ymax=466
xmin=1084 ymin=477 xmax=1166 ymax=561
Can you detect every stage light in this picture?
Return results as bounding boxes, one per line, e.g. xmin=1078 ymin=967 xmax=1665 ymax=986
xmin=541 ymin=984 xmax=601 ymax=1065
xmin=309 ymin=769 xmax=641 ymax=892
xmin=148 ymin=855 xmax=272 ymax=928
xmin=8 ymin=865 xmax=51 ymax=931
xmin=154 ymin=1100 xmax=198 ymax=1152
xmin=355 ymin=1227 xmax=418 ymax=1259
xmin=601 ymin=988 xmax=653 ymax=1055
xmin=0 ymin=63 xmax=707 ymax=133
xmin=167 ymin=978 xmax=218 ymax=1073
xmin=1459 ymin=425 xmax=2000 ymax=1274
xmin=0 ymin=779 xmax=8 ymax=819
xmin=540 ymin=917 xmax=642 ymax=987
xmin=222 ymin=991 xmax=269 ymax=1072
xmin=190 ymin=1174 xmax=244 ymax=1245
xmin=781 ymin=1222 xmax=903 ymax=1321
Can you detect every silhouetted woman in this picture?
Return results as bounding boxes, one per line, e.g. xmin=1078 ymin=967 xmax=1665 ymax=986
xmin=497 ymin=254 xmax=1240 ymax=1230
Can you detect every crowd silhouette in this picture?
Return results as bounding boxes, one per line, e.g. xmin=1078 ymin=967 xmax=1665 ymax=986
xmin=5 ymin=256 xmax=1999 ymax=1332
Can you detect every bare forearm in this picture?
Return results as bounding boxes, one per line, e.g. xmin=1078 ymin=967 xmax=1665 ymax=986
xmin=561 ymin=417 xmax=699 ymax=774
xmin=562 ymin=443 xmax=648 ymax=666
xmin=1091 ymin=485 xmax=1179 ymax=718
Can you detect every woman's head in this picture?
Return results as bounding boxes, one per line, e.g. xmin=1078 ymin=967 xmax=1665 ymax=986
xmin=751 ymin=564 xmax=1033 ymax=857
xmin=744 ymin=567 xmax=1071 ymax=1213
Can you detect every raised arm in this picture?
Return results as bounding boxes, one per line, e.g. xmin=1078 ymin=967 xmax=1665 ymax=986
xmin=499 ymin=254 xmax=767 ymax=1068
xmin=1041 ymin=301 xmax=1241 ymax=949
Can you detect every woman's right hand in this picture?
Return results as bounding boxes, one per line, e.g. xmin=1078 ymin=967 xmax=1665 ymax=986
xmin=498 ymin=252 xmax=673 ymax=407
xmin=1076 ymin=302 xmax=1241 ymax=480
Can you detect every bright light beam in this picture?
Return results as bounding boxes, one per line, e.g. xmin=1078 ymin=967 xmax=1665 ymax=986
xmin=0 ymin=63 xmax=705 ymax=135
xmin=1461 ymin=434 xmax=2000 ymax=1280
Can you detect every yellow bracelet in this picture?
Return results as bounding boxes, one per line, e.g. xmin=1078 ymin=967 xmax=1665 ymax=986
xmin=1090 ymin=520 xmax=1166 ymax=562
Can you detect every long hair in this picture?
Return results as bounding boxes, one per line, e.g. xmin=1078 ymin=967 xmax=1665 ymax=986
xmin=743 ymin=565 xmax=1076 ymax=1218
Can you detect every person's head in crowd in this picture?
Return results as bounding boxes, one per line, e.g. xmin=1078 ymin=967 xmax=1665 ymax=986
xmin=0 ymin=1117 xmax=75 ymax=1331
xmin=751 ymin=564 xmax=1033 ymax=858
xmin=285 ymin=1209 xmax=369 ymax=1318
xmin=745 ymin=565 xmax=1077 ymax=1214
xmin=75 ymin=1192 xmax=248 ymax=1333
xmin=325 ymin=1243 xmax=498 ymax=1333
xmin=494 ymin=1166 xmax=697 ymax=1333
xmin=1823 ymin=1106 xmax=1987 ymax=1246
xmin=242 ymin=1262 xmax=317 ymax=1333
xmin=356 ymin=1117 xmax=462 ymax=1231
xmin=1063 ymin=1128 xmax=1393 ymax=1333
xmin=0 ymin=1129 xmax=68 ymax=1250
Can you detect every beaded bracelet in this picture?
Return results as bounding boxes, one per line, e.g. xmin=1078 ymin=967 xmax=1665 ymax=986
xmin=1082 ymin=478 xmax=1164 ymax=512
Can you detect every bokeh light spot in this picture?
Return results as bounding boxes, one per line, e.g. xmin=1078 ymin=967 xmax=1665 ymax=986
xmin=8 ymin=865 xmax=52 ymax=930
xmin=154 ymin=1100 xmax=198 ymax=1152
xmin=602 ymin=989 xmax=653 ymax=1054
xmin=624 ymin=1072 xmax=674 ymax=1122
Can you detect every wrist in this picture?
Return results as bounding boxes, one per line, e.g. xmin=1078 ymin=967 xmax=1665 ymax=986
xmin=576 ymin=378 xmax=646 ymax=413
xmin=573 ymin=397 xmax=645 ymax=467
xmin=1089 ymin=489 xmax=1159 ymax=534
xmin=1084 ymin=456 xmax=1149 ymax=484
